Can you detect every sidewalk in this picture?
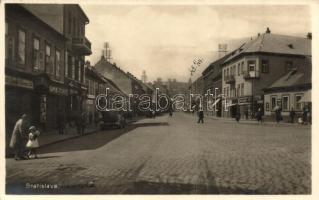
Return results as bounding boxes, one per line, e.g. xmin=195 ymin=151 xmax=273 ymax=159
xmin=201 ymin=114 xmax=311 ymax=126
xmin=38 ymin=117 xmax=143 ymax=148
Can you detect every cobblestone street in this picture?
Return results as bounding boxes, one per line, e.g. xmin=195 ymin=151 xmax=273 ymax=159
xmin=6 ymin=112 xmax=311 ymax=194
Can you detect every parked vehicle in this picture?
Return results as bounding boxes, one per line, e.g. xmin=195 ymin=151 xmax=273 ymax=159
xmin=99 ymin=111 xmax=126 ymax=130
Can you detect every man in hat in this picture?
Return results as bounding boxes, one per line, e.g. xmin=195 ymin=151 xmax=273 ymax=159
xmin=9 ymin=114 xmax=29 ymax=160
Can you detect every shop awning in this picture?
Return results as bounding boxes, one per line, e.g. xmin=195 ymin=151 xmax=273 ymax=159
xmin=299 ymin=90 xmax=311 ymax=103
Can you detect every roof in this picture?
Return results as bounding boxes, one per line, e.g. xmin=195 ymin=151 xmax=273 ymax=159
xmin=264 ymin=68 xmax=311 ymax=92
xmin=224 ymin=33 xmax=312 ymax=64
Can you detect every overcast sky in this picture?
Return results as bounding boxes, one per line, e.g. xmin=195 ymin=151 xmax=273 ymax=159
xmin=81 ymin=4 xmax=311 ymax=82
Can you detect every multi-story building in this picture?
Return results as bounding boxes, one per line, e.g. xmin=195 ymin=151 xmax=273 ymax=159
xmin=5 ymin=4 xmax=68 ymax=137
xmin=221 ymin=29 xmax=311 ymax=118
xmin=201 ymin=52 xmax=234 ymax=117
xmin=22 ymin=4 xmax=92 ymax=121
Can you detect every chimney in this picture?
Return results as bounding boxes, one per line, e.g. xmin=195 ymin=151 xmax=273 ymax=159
xmin=307 ymin=32 xmax=312 ymax=40
xmin=266 ymin=27 xmax=271 ymax=34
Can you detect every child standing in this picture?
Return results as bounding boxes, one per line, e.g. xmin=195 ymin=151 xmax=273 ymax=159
xmin=26 ymin=126 xmax=40 ymax=159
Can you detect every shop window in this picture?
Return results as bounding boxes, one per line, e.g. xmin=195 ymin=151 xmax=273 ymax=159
xmin=18 ymin=29 xmax=26 ymax=65
xmin=248 ymin=60 xmax=256 ymax=71
xmin=271 ymin=96 xmax=276 ymax=110
xmin=33 ymin=37 xmax=40 ymax=71
xmin=55 ymin=50 xmax=61 ymax=78
xmin=266 ymin=102 xmax=270 ymax=111
xmin=295 ymin=94 xmax=302 ymax=110
xmin=261 ymin=60 xmax=269 ymax=73
xmin=282 ymin=96 xmax=289 ymax=111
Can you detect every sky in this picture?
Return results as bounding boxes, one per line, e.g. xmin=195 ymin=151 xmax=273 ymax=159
xmin=81 ymin=4 xmax=311 ymax=83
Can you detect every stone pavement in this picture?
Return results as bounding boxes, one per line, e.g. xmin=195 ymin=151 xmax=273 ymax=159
xmin=6 ymin=112 xmax=311 ymax=194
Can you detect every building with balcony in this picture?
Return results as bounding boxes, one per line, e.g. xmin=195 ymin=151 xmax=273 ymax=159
xmin=5 ymin=4 xmax=69 ymax=138
xmin=221 ymin=29 xmax=311 ymax=118
xmin=22 ymin=4 xmax=92 ymax=121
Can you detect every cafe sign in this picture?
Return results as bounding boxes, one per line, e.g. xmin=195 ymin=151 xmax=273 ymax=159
xmin=5 ymin=75 xmax=34 ymax=89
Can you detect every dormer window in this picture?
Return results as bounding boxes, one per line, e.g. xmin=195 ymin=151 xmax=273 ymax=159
xmin=288 ymin=44 xmax=294 ymax=49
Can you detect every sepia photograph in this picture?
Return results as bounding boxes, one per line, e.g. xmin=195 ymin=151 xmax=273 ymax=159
xmin=2 ymin=0 xmax=316 ymax=196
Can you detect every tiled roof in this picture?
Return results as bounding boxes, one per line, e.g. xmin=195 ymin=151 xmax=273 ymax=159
xmin=265 ymin=68 xmax=311 ymax=91
xmin=224 ymin=33 xmax=311 ymax=64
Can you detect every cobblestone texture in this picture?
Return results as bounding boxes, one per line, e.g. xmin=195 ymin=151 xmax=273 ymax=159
xmin=6 ymin=112 xmax=311 ymax=194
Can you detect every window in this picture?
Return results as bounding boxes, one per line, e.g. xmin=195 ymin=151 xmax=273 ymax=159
xmin=223 ymin=69 xmax=226 ymax=79
xmin=45 ymin=44 xmax=53 ymax=74
xmin=237 ymin=64 xmax=240 ymax=76
xmin=226 ymin=87 xmax=229 ymax=97
xmin=78 ymin=61 xmax=81 ymax=82
xmin=68 ymin=13 xmax=72 ymax=34
xmin=248 ymin=60 xmax=256 ymax=71
xmin=55 ymin=50 xmax=61 ymax=78
xmin=282 ymin=96 xmax=289 ymax=111
xmin=237 ymin=84 xmax=240 ymax=97
xmin=241 ymin=83 xmax=244 ymax=96
xmin=295 ymin=94 xmax=302 ymax=110
xmin=75 ymin=60 xmax=79 ymax=81
xmin=285 ymin=61 xmax=293 ymax=71
xmin=266 ymin=103 xmax=270 ymax=111
xmin=271 ymin=96 xmax=276 ymax=110
xmin=227 ymin=68 xmax=229 ymax=77
xmin=18 ymin=29 xmax=26 ymax=65
xmin=72 ymin=57 xmax=75 ymax=79
xmin=241 ymin=61 xmax=244 ymax=74
xmin=33 ymin=37 xmax=40 ymax=71
xmin=261 ymin=60 xmax=269 ymax=73
xmin=223 ymin=88 xmax=226 ymax=97
xmin=65 ymin=51 xmax=69 ymax=77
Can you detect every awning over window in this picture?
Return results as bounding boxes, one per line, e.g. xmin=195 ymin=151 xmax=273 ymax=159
xmin=299 ymin=90 xmax=311 ymax=103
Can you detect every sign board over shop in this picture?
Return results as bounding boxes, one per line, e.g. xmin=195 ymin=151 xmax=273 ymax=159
xmin=238 ymin=98 xmax=251 ymax=104
xmin=49 ymin=86 xmax=68 ymax=96
xmin=5 ymin=75 xmax=34 ymax=89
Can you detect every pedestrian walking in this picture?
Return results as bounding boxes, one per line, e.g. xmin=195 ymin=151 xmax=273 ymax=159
xmin=244 ymin=109 xmax=249 ymax=120
xmin=197 ymin=109 xmax=204 ymax=124
xmin=9 ymin=114 xmax=29 ymax=160
xmin=275 ymin=106 xmax=282 ymax=123
xmin=76 ymin=112 xmax=86 ymax=135
xmin=57 ymin=111 xmax=65 ymax=135
xmin=289 ymin=106 xmax=296 ymax=123
xmin=302 ymin=106 xmax=308 ymax=125
xmin=235 ymin=105 xmax=241 ymax=122
xmin=256 ymin=108 xmax=263 ymax=123
xmin=26 ymin=126 xmax=40 ymax=159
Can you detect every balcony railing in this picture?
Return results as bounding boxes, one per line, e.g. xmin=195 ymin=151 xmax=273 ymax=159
xmin=225 ymin=75 xmax=235 ymax=84
xmin=72 ymin=37 xmax=92 ymax=55
xmin=243 ymin=71 xmax=260 ymax=79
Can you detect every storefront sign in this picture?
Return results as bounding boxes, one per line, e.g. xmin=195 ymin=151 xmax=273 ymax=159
xmin=238 ymin=98 xmax=251 ymax=104
xmin=87 ymin=94 xmax=95 ymax=99
xmin=49 ymin=86 xmax=68 ymax=96
xmin=5 ymin=75 xmax=34 ymax=89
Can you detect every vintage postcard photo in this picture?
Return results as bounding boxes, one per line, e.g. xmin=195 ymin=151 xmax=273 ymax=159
xmin=2 ymin=0 xmax=316 ymax=196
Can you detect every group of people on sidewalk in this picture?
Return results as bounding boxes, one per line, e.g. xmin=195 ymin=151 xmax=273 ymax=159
xmin=9 ymin=114 xmax=40 ymax=160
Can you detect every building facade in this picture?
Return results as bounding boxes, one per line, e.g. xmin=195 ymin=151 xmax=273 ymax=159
xmin=23 ymin=4 xmax=92 ymax=121
xmin=5 ymin=4 xmax=68 ymax=136
xmin=221 ymin=30 xmax=311 ymax=118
